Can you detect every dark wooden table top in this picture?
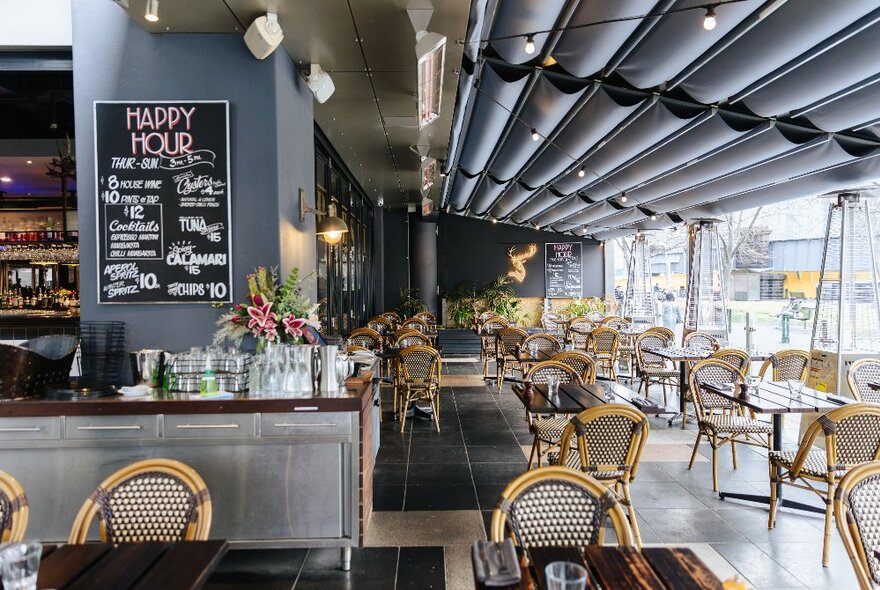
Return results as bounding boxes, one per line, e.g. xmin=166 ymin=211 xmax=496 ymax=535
xmin=702 ymin=380 xmax=851 ymax=415
xmin=645 ymin=346 xmax=772 ymax=363
xmin=512 ymin=380 xmax=669 ymax=415
xmin=37 ymin=541 xmax=228 ymax=590
xmin=474 ymin=545 xmax=723 ymax=590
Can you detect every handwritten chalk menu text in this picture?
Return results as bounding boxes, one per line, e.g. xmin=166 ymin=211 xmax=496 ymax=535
xmin=94 ymin=101 xmax=232 ymax=303
xmin=545 ymin=242 xmax=583 ymax=298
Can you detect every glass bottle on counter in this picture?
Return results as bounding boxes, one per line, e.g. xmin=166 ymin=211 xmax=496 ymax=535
xmin=200 ymin=354 xmax=218 ymax=396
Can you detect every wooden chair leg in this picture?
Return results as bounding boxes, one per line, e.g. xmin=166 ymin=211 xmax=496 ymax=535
xmin=688 ymin=432 xmax=702 ymax=470
xmin=711 ymin=434 xmax=719 ymax=492
xmin=528 ymin=438 xmax=540 ymax=470
xmin=731 ymin=440 xmax=738 ymax=469
xmin=823 ymin=483 xmax=835 ymax=567
xmin=622 ymin=483 xmax=642 ymax=550
xmin=496 ymin=361 xmax=504 ymax=394
xmin=768 ymin=459 xmax=778 ymax=529
xmin=432 ymin=393 xmax=441 ymax=433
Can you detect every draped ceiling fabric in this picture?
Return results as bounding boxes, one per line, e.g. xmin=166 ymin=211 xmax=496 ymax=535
xmin=442 ymin=0 xmax=880 ymax=237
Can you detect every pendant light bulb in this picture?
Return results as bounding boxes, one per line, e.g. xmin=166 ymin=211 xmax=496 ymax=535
xmin=703 ymin=7 xmax=717 ymax=30
xmin=531 ymin=128 xmax=540 ymax=142
xmin=577 ymin=167 xmax=585 ymax=178
xmin=620 ymin=193 xmax=628 ymax=203
xmin=145 ymin=0 xmax=159 ymax=22
xmin=650 ymin=214 xmax=657 ymax=221
xmin=524 ymin=35 xmax=536 ymax=55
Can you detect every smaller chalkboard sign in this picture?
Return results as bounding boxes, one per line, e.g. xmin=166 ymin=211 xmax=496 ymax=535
xmin=545 ymin=242 xmax=583 ymax=298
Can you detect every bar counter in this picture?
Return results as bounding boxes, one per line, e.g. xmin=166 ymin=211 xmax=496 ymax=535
xmin=0 ymin=371 xmax=379 ymax=570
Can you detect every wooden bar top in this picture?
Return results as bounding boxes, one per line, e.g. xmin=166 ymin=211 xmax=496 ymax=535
xmin=0 ymin=372 xmax=376 ymax=417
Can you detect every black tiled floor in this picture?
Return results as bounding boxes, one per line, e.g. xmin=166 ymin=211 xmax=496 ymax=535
xmin=405 ymin=483 xmax=479 ymax=510
xmin=396 ymin=547 xmax=446 ymax=590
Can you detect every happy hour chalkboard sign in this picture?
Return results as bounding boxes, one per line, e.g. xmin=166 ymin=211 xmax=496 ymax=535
xmin=94 ymin=101 xmax=232 ymax=304
xmin=545 ymin=242 xmax=583 ymax=298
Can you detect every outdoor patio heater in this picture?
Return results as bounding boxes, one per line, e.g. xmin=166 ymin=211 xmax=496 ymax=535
xmin=622 ymin=232 xmax=655 ymax=325
xmin=684 ymin=219 xmax=728 ymax=344
xmin=807 ymin=192 xmax=880 ymax=395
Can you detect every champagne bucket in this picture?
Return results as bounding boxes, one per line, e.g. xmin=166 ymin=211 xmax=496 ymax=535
xmin=130 ymin=349 xmax=165 ymax=388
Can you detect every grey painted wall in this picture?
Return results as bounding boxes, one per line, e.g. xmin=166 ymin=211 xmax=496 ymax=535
xmin=72 ymin=0 xmax=315 ymax=353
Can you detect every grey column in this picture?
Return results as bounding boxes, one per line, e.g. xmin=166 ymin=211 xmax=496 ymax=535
xmin=409 ymin=216 xmax=438 ymax=315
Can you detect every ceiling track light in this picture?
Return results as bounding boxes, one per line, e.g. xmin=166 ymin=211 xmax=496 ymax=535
xmin=530 ymin=128 xmax=540 ymax=142
xmin=620 ymin=193 xmax=628 ymax=203
xmin=650 ymin=212 xmax=658 ymax=220
xmin=144 ymin=0 xmax=159 ymax=22
xmin=577 ymin=167 xmax=585 ymax=178
xmin=524 ymin=34 xmax=536 ymax=55
xmin=703 ymin=6 xmax=717 ymax=30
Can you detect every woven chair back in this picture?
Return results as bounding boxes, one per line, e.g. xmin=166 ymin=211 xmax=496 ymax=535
xmin=496 ymin=328 xmax=528 ymax=358
xmin=684 ymin=331 xmax=719 ymax=352
xmin=600 ymin=316 xmax=630 ymax=331
xmin=482 ymin=317 xmax=509 ymax=335
xmin=402 ymin=317 xmax=429 ymax=333
xmin=834 ymin=461 xmax=880 ymax=588
xmin=558 ymin=405 xmax=649 ymax=481
xmin=347 ymin=328 xmax=382 ymax=351
xmin=589 ymin=327 xmax=619 ymax=358
xmin=367 ymin=316 xmax=393 ymax=336
xmin=395 ymin=332 xmax=431 ymax=349
xmin=478 ymin=311 xmax=500 ymax=324
xmin=414 ymin=311 xmax=436 ymax=324
xmin=0 ymin=470 xmax=27 ymax=543
xmin=688 ymin=359 xmax=741 ymax=420
xmin=762 ymin=349 xmax=810 ymax=381
xmin=398 ymin=345 xmax=441 ymax=384
xmin=552 ymin=351 xmax=597 ymax=385
xmin=848 ymin=359 xmax=880 ymax=403
xmin=69 ymin=458 xmax=211 ymax=544
xmin=798 ymin=404 xmax=880 ymax=473
xmin=711 ymin=348 xmax=750 ymax=378
xmin=490 ymin=467 xmax=633 ymax=550
xmin=522 ymin=333 xmax=561 ymax=354
xmin=525 ymin=361 xmax=582 ymax=386
xmin=644 ymin=326 xmax=674 ymax=340
xmin=635 ymin=332 xmax=672 ymax=370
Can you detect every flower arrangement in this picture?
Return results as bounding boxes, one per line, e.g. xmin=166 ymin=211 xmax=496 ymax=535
xmin=213 ymin=266 xmax=320 ymax=346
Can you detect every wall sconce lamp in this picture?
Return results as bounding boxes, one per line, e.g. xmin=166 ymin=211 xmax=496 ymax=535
xmin=299 ymin=189 xmax=348 ymax=245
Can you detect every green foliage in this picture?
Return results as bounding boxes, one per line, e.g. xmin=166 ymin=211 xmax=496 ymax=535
xmin=560 ymin=296 xmax=605 ymax=317
xmin=397 ymin=287 xmax=428 ymax=318
xmin=444 ymin=282 xmax=479 ymax=328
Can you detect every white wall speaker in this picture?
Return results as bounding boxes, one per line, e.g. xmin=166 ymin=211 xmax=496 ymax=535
xmin=244 ymin=13 xmax=283 ymax=60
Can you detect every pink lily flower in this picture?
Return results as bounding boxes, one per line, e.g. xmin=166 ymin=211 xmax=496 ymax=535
xmin=282 ymin=315 xmax=307 ymax=338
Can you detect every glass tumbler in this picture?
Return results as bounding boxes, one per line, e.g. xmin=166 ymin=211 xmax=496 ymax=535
xmin=547 ymin=376 xmax=560 ymax=398
xmin=0 ymin=541 xmax=42 ymax=590
xmin=544 ymin=561 xmax=588 ymax=590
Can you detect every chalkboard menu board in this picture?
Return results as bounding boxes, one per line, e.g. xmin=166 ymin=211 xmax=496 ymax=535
xmin=545 ymin=242 xmax=583 ymax=298
xmin=94 ymin=101 xmax=232 ymax=304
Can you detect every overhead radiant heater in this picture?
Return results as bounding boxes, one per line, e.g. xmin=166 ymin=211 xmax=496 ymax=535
xmin=807 ymin=192 xmax=880 ymax=395
xmin=622 ymin=232 xmax=655 ymax=325
xmin=684 ymin=219 xmax=729 ymax=343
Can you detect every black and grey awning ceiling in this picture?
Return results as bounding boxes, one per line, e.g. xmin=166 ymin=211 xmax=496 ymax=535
xmin=441 ymin=0 xmax=880 ymax=237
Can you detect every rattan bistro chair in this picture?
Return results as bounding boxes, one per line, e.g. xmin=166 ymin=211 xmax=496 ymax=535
xmin=525 ymin=361 xmax=583 ymax=469
xmin=0 ymin=470 xmax=28 ymax=543
xmin=834 ymin=461 xmax=880 ymax=589
xmin=644 ymin=326 xmax=675 ymax=341
xmin=769 ymin=403 xmax=880 ymax=567
xmin=347 ymin=327 xmax=383 ymax=352
xmin=683 ymin=331 xmax=720 ymax=352
xmin=367 ymin=316 xmax=393 ymax=340
xmin=521 ymin=333 xmax=562 ymax=355
xmin=589 ymin=326 xmax=620 ymax=381
xmin=554 ymin=405 xmax=649 ymax=548
xmin=393 ymin=331 xmax=431 ymax=349
xmin=634 ymin=331 xmax=678 ymax=405
xmin=602 ymin=317 xmax=633 ymax=375
xmin=490 ymin=466 xmax=634 ymax=551
xmin=496 ymin=327 xmax=528 ymax=393
xmin=402 ymin=317 xmax=430 ymax=334
xmin=552 ymin=351 xmax=597 ymax=385
xmin=566 ymin=316 xmax=596 ymax=349
xmin=758 ymin=349 xmax=810 ymax=381
xmin=414 ymin=311 xmax=436 ymax=324
xmin=540 ymin=312 xmax=564 ymax=337
xmin=688 ymin=359 xmax=772 ymax=492
xmin=396 ymin=345 xmax=442 ymax=433
xmin=711 ymin=348 xmax=750 ymax=378
xmin=69 ymin=458 xmax=212 ymax=544
xmin=480 ymin=317 xmax=509 ymax=378
xmin=848 ymin=359 xmax=880 ymax=403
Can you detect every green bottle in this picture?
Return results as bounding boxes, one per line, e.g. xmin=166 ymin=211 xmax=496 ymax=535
xmin=200 ymin=355 xmax=218 ymax=396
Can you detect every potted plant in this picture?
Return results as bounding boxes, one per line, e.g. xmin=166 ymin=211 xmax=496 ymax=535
xmin=397 ymin=287 xmax=428 ymax=319
xmin=444 ymin=282 xmax=478 ymax=328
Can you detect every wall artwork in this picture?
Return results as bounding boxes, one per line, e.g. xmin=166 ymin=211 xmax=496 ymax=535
xmin=506 ymin=243 xmax=538 ymax=282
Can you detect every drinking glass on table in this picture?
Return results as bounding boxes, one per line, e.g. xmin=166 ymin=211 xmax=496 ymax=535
xmin=787 ymin=380 xmax=804 ymax=400
xmin=528 ymin=341 xmax=538 ymax=358
xmin=547 ymin=375 xmax=560 ymax=398
xmin=545 ymin=561 xmax=588 ymax=590
xmin=0 ymin=541 xmax=42 ymax=590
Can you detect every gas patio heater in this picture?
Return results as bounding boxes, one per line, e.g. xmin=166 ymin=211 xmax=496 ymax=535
xmin=684 ymin=219 xmax=728 ymax=344
xmin=807 ymin=192 xmax=880 ymax=395
xmin=622 ymin=232 xmax=654 ymax=326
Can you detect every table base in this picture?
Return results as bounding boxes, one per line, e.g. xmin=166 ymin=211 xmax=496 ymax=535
xmin=718 ymin=490 xmax=826 ymax=515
